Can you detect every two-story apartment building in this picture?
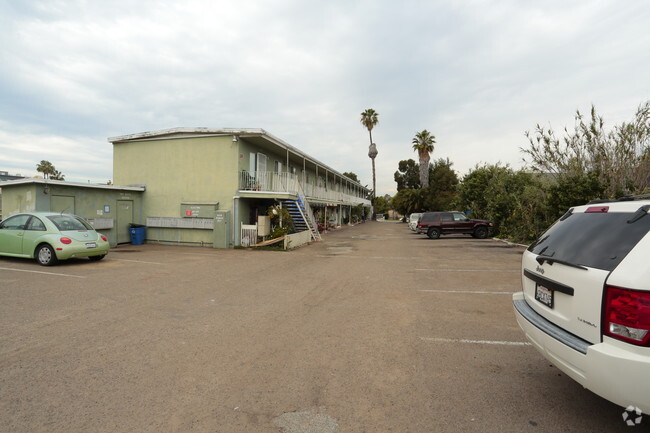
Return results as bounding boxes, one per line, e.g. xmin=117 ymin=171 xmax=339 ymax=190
xmin=109 ymin=128 xmax=371 ymax=247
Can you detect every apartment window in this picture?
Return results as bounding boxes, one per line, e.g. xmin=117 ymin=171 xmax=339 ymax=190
xmin=257 ymin=153 xmax=268 ymax=172
xmin=249 ymin=152 xmax=256 ymax=173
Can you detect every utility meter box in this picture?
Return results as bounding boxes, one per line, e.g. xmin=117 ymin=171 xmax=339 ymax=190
xmin=258 ymin=215 xmax=271 ymax=236
xmin=213 ymin=210 xmax=231 ymax=248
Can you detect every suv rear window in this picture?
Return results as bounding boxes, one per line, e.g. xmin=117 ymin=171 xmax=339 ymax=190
xmin=528 ymin=211 xmax=650 ymax=271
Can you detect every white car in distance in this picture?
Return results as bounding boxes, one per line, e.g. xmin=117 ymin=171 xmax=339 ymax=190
xmin=408 ymin=213 xmax=422 ymax=232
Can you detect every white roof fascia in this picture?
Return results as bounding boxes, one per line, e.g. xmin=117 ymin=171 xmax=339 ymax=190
xmin=0 ymin=178 xmax=146 ymax=192
xmin=107 ymin=128 xmax=265 ymax=143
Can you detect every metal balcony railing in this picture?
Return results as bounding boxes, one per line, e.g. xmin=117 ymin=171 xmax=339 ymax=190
xmin=239 ymin=171 xmax=370 ymax=205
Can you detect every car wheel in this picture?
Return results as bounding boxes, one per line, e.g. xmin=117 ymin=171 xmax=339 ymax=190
xmin=88 ymin=255 xmax=106 ymax=262
xmin=474 ymin=226 xmax=488 ymax=239
xmin=36 ymin=244 xmax=58 ymax=266
xmin=427 ymin=227 xmax=441 ymax=239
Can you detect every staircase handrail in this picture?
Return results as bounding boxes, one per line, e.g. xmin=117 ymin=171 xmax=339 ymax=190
xmin=295 ymin=182 xmax=322 ymax=241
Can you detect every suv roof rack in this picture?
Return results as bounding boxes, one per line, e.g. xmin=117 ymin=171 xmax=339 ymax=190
xmin=587 ymin=194 xmax=650 ymax=205
xmin=617 ymin=194 xmax=650 ymax=202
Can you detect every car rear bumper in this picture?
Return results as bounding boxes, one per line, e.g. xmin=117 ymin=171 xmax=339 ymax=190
xmin=54 ymin=243 xmax=109 ymax=260
xmin=513 ymin=292 xmax=650 ymax=413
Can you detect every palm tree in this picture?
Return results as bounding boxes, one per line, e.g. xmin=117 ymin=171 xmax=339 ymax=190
xmin=36 ymin=160 xmax=55 ymax=179
xmin=412 ymin=130 xmax=436 ymax=188
xmin=51 ymin=170 xmax=65 ymax=181
xmin=360 ymin=109 xmax=379 ymax=215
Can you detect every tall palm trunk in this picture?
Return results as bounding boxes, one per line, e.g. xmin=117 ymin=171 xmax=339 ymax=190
xmin=371 ymin=157 xmax=376 ymax=203
xmin=419 ymin=151 xmax=430 ymax=188
xmin=368 ymin=130 xmax=375 ymax=204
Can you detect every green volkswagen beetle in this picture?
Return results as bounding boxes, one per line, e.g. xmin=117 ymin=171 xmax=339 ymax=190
xmin=0 ymin=212 xmax=110 ymax=266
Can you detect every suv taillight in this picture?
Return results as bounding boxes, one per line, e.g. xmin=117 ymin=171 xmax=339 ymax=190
xmin=603 ymin=285 xmax=650 ymax=346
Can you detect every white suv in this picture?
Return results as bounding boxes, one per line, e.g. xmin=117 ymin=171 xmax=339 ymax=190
xmin=513 ymin=197 xmax=650 ymax=413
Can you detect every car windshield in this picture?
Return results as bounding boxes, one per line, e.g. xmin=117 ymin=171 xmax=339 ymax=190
xmin=47 ymin=215 xmax=93 ymax=231
xmin=528 ymin=211 xmax=650 ymax=271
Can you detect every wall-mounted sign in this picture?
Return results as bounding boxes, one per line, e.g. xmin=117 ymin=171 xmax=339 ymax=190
xmin=181 ymin=202 xmax=219 ymax=218
xmin=104 ymin=205 xmax=111 ymax=213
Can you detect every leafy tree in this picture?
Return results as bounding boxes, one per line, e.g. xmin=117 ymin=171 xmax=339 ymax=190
xmin=392 ymin=158 xmax=458 ymax=214
xmin=360 ymin=108 xmax=379 ymax=211
xmin=522 ymin=101 xmax=650 ymax=198
xmin=392 ymin=188 xmax=426 ymax=216
xmin=394 ymin=159 xmax=421 ymax=191
xmin=374 ymin=195 xmax=390 ymax=215
xmin=342 ymin=171 xmax=359 ymax=182
xmin=454 ymin=164 xmax=500 ymax=216
xmin=423 ymin=158 xmax=458 ymax=211
xmin=412 ymin=130 xmax=436 ymax=188
xmin=455 ymin=163 xmax=545 ymax=240
xmin=545 ymin=171 xmax=606 ymax=217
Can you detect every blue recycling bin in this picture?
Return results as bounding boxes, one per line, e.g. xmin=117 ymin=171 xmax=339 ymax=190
xmin=129 ymin=224 xmax=146 ymax=245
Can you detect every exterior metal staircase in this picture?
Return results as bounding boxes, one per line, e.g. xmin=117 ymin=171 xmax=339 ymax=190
xmin=282 ymin=196 xmax=321 ymax=241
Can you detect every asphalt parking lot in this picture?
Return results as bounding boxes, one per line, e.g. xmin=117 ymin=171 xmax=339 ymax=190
xmin=0 ymin=221 xmax=645 ymax=433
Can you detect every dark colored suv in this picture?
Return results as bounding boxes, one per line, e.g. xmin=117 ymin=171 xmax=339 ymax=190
xmin=417 ymin=211 xmax=493 ymax=239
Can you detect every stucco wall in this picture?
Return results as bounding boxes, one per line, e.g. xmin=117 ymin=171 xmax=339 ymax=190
xmin=114 ymin=135 xmax=239 ymax=219
xmin=1 ymin=184 xmax=41 ymax=216
xmin=113 ymin=135 xmax=238 ymax=245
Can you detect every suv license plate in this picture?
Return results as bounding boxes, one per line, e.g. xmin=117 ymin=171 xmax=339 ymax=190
xmin=85 ymin=242 xmax=97 ymax=249
xmin=535 ymin=284 xmax=554 ymax=308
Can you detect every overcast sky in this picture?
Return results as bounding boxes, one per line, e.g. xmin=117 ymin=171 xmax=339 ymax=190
xmin=1 ymin=0 xmax=648 ymax=195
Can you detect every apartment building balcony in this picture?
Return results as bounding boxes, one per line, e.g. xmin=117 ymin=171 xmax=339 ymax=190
xmin=238 ymin=171 xmax=370 ymax=206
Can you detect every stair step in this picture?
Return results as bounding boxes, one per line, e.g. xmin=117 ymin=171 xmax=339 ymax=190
xmin=280 ymin=199 xmax=321 ymax=241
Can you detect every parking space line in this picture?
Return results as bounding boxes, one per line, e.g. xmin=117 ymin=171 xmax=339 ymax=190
xmin=419 ymin=337 xmax=531 ymax=346
xmin=315 ymin=255 xmax=415 ymax=260
xmin=0 ymin=267 xmax=86 ymax=278
xmin=111 ymin=258 xmax=163 ymax=265
xmin=418 ymin=289 xmax=515 ymax=295
xmin=415 ymin=268 xmax=519 ymax=273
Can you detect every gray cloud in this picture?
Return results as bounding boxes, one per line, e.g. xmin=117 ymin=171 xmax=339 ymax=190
xmin=1 ymin=0 xmax=649 ymax=192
